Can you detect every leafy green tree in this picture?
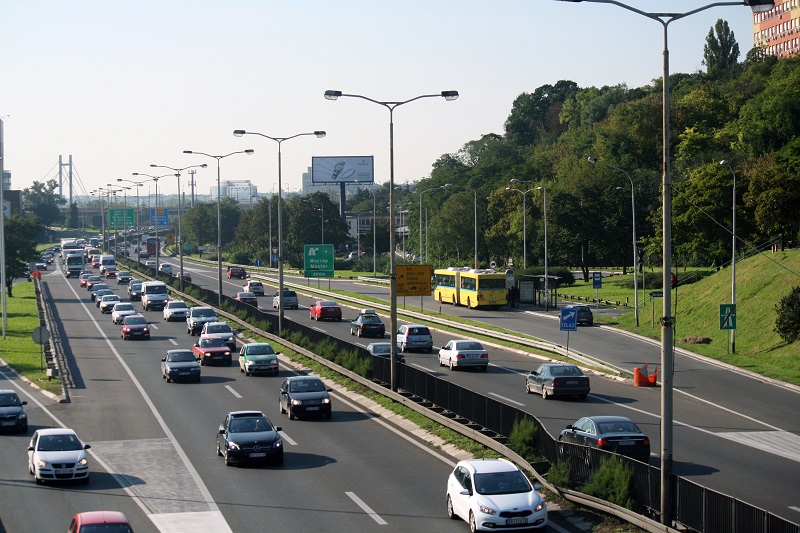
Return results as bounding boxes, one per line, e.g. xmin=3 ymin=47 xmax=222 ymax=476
xmin=182 ymin=202 xmax=218 ymax=247
xmin=742 ymin=154 xmax=800 ymax=249
xmin=703 ymin=19 xmax=740 ymax=78
xmin=3 ymin=215 xmax=43 ymax=296
xmin=504 ymin=80 xmax=579 ymax=146
xmin=22 ymin=180 xmax=66 ymax=226
xmin=774 ymin=286 xmax=800 ymax=343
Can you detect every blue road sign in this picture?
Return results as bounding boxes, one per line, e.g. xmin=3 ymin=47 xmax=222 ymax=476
xmin=255 ymin=259 xmax=263 ymax=267
xmin=592 ymin=271 xmax=602 ymax=289
xmin=560 ymin=307 xmax=578 ymax=331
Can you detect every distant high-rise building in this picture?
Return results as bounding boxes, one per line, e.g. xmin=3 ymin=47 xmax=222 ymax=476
xmin=753 ymin=3 xmax=799 ymax=58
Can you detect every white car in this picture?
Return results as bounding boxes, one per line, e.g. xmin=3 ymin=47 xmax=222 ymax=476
xmin=244 ymin=280 xmax=265 ymax=296
xmin=98 ymin=294 xmax=122 ymax=314
xmin=438 ymin=340 xmax=489 ymax=371
xmin=163 ymin=300 xmax=190 ymax=322
xmin=446 ymin=458 xmax=547 ymax=531
xmin=145 ymin=260 xmax=157 ymax=269
xmin=27 ymin=428 xmax=91 ymax=485
xmin=111 ymin=302 xmax=137 ymax=324
xmin=159 ymin=263 xmax=173 ymax=275
xmin=200 ymin=321 xmax=237 ymax=350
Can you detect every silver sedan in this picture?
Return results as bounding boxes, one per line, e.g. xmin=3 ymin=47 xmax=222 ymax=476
xmin=438 ymin=340 xmax=489 ymax=371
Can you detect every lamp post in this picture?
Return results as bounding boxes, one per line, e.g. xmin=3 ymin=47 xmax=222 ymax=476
xmin=443 ymin=184 xmax=478 ymax=269
xmin=95 ymin=188 xmax=107 ymax=253
xmin=559 ymin=0 xmax=773 ymax=525
xmin=366 ymin=188 xmax=378 ymax=277
xmin=303 ymin=199 xmax=324 ymax=244
xmin=720 ymin=160 xmax=737 ymax=354
xmin=412 ymin=186 xmax=444 ymax=266
xmin=106 ymin=184 xmax=125 ymax=258
xmin=231 ymin=130 xmax=324 ymax=332
xmin=324 ymin=89 xmax=458 ymax=391
xmin=133 ymin=172 xmax=178 ymax=271
xmin=149 ymin=163 xmax=208 ymax=292
xmin=588 ymin=156 xmax=639 ymax=327
xmin=505 ymin=184 xmax=534 ymax=269
xmin=183 ymin=150 xmax=254 ymax=306
xmin=536 ymin=186 xmax=549 ymax=311
xmin=117 ymin=179 xmax=146 ymax=249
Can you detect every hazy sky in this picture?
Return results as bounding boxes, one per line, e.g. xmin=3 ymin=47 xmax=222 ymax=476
xmin=1 ymin=1 xmax=760 ymax=201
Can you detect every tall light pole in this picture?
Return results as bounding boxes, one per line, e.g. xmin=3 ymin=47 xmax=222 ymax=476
xmin=413 ymin=186 xmax=444 ymax=266
xmin=183 ymin=150 xmax=254 ymax=306
xmin=149 ymin=163 xmax=208 ymax=291
xmin=537 ymin=186 xmax=549 ymax=311
xmin=303 ymin=198 xmax=324 ymax=244
xmin=324 ymin=89 xmax=458 ymax=391
xmin=106 ymin=184 xmax=124 ymax=258
xmin=443 ymin=184 xmax=478 ymax=269
xmin=232 ymin=129 xmax=325 ymax=332
xmin=505 ymin=184 xmax=534 ymax=269
xmin=588 ymin=156 xmax=639 ymax=327
xmin=721 ymin=160 xmax=737 ymax=354
xmin=558 ymin=0 xmax=774 ymax=525
xmin=366 ymin=188 xmax=378 ymax=277
xmin=117 ymin=178 xmax=146 ymax=254
xmin=0 ymin=116 xmax=6 ymax=337
xmin=133 ymin=173 xmax=177 ymax=271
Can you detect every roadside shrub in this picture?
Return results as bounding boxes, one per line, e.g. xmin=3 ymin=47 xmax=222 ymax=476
xmin=775 ymin=286 xmax=800 ymax=343
xmin=581 ymin=456 xmax=636 ymax=510
xmin=506 ymin=416 xmax=541 ymax=463
xmin=546 ymin=460 xmax=574 ymax=489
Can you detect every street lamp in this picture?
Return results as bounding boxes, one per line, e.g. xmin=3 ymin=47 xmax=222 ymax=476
xmin=149 ymin=163 xmax=208 ymax=291
xmin=366 ymin=188 xmax=378 ymax=277
xmin=558 ymin=0 xmax=774 ymax=525
xmin=232 ymin=129 xmax=325 ymax=333
xmin=183 ymin=150 xmax=254 ymax=306
xmin=118 ymin=178 xmax=147 ymax=259
xmin=536 ymin=186 xmax=549 ymax=311
xmin=588 ymin=156 xmax=639 ymax=327
xmin=303 ymin=199 xmax=324 ymax=244
xmin=133 ymin=172 xmax=179 ymax=271
xmin=106 ymin=184 xmax=126 ymax=258
xmin=443 ymin=184 xmax=478 ymax=269
xmin=324 ymin=89 xmax=458 ymax=391
xmin=720 ymin=160 xmax=737 ymax=354
xmin=505 ymin=183 xmax=534 ymax=269
xmin=411 ymin=186 xmax=444 ymax=266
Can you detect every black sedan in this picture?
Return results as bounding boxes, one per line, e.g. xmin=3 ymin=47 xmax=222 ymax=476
xmin=161 ymin=349 xmax=201 ymax=383
xmin=279 ymin=376 xmax=332 ymax=420
xmin=525 ymin=363 xmax=590 ymax=400
xmin=216 ymin=411 xmax=283 ymax=466
xmin=559 ymin=415 xmax=651 ymax=463
xmin=349 ymin=311 xmax=385 ymax=338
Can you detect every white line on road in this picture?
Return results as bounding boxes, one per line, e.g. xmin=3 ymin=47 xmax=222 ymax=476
xmin=346 ymin=491 xmax=387 ymax=525
xmin=790 ymin=506 xmax=800 ymax=513
xmin=168 ymin=338 xmax=178 ymax=345
xmin=489 ymin=392 xmax=525 ymax=406
xmin=279 ymin=431 xmax=297 ymax=446
xmin=225 ymin=385 xmax=242 ymax=398
xmin=410 ymin=363 xmax=434 ymax=373
xmin=150 ymin=323 xmax=159 ymax=330
xmin=311 ymin=326 xmax=327 ymax=333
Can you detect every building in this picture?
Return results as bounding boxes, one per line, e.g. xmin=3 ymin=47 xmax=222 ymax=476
xmin=753 ymin=1 xmax=800 ymax=57
xmin=209 ymin=180 xmax=257 ymax=201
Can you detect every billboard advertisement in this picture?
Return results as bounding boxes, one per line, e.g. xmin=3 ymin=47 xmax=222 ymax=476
xmin=311 ymin=156 xmax=374 ymax=184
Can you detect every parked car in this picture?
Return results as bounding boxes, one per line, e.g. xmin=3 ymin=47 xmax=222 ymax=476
xmin=396 ymin=324 xmax=433 ymax=353
xmin=161 ymin=349 xmax=201 ymax=383
xmin=200 ymin=321 xmax=237 ymax=350
xmin=273 ymin=290 xmax=299 ymax=310
xmin=27 ymin=428 xmax=91 ymax=485
xmin=438 ymin=340 xmax=489 ymax=371
xmin=350 ymin=309 xmax=385 ymax=338
xmin=234 ymin=292 xmax=259 ymax=306
xmin=116 ymin=271 xmax=133 ymax=284
xmin=564 ymin=304 xmax=594 ymax=326
xmin=309 ymin=300 xmax=342 ymax=321
xmin=244 ymin=280 xmax=264 ymax=296
xmin=186 ymin=306 xmax=218 ymax=335
xmin=446 ymin=458 xmax=547 ymax=531
xmin=216 ymin=411 xmax=283 ymax=466
xmin=193 ymin=336 xmax=232 ymax=366
xmin=98 ymin=294 xmax=122 ymax=313
xmin=525 ymin=363 xmax=590 ymax=400
xmin=163 ymin=300 xmax=190 ymax=322
xmin=227 ymin=266 xmax=247 ymax=279
xmin=366 ymin=342 xmax=405 ymax=364
xmin=67 ymin=511 xmax=132 ymax=533
xmin=120 ymin=314 xmax=150 ymax=340
xmin=238 ymin=342 xmax=279 ymax=376
xmin=559 ymin=415 xmax=651 ymax=463
xmin=0 ymin=389 xmax=28 ymax=433
xmin=127 ymin=280 xmax=143 ymax=301
xmin=279 ymin=376 xmax=332 ymax=420
xmin=111 ymin=302 xmax=137 ymax=324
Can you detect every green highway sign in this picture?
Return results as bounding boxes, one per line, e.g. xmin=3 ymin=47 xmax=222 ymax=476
xmin=720 ymin=303 xmax=736 ymax=330
xmin=108 ymin=208 xmax=135 ymax=227
xmin=304 ymin=244 xmax=334 ymax=279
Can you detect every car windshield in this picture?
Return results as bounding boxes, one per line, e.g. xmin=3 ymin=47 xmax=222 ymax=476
xmin=195 ymin=309 xmax=215 ymax=317
xmin=76 ymin=524 xmax=133 ymax=533
xmin=169 ymin=302 xmax=188 ymax=309
xmin=124 ymin=316 xmax=147 ymax=325
xmin=207 ymin=324 xmax=231 ymax=334
xmin=0 ymin=393 xmax=21 ymax=407
xmin=118 ymin=272 xmax=130 ymax=276
xmin=229 ymin=417 xmax=272 ymax=433
xmin=550 ymin=365 xmax=582 ymax=377
xmin=168 ymin=352 xmax=195 ymax=362
xmin=246 ymin=345 xmax=275 ymax=355
xmin=148 ymin=285 xmax=168 ymax=294
xmin=320 ymin=301 xmax=337 ymax=307
xmin=200 ymin=338 xmax=226 ymax=348
xmin=370 ymin=344 xmax=391 ymax=355
xmin=239 ymin=293 xmax=255 ymax=298
xmin=102 ymin=296 xmax=120 ymax=302
xmin=289 ymin=379 xmax=325 ymax=393
xmin=37 ymin=433 xmax=83 ymax=452
xmin=360 ymin=315 xmax=381 ymax=324
xmin=456 ymin=341 xmax=483 ymax=351
xmin=115 ymin=304 xmax=134 ymax=311
xmin=130 ymin=283 xmax=142 ymax=290
xmin=474 ymin=470 xmax=532 ymax=495
xmin=409 ymin=327 xmax=429 ymax=336
xmin=250 ymin=282 xmax=262 ymax=287
xmin=597 ymin=421 xmax=641 ymax=434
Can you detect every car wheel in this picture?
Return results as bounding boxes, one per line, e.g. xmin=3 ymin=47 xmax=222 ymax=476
xmin=426 ymin=347 xmax=432 ymax=354
xmin=446 ymin=495 xmax=457 ymax=520
xmin=35 ymin=476 xmax=43 ymax=485
xmin=400 ymin=342 xmax=407 ymax=352
xmin=469 ymin=511 xmax=477 ymax=533
xmin=288 ymin=406 xmax=295 ymax=420
xmin=28 ymin=461 xmax=34 ymax=475
xmin=279 ymin=400 xmax=286 ymax=414
xmin=449 ymin=358 xmax=455 ymax=370
xmin=357 ymin=329 xmax=362 ymax=338
xmin=166 ymin=374 xmax=172 ymax=383
xmin=466 ymin=297 xmax=471 ymax=308
xmin=542 ymin=386 xmax=549 ymax=400
xmin=217 ymin=442 xmax=223 ymax=457
xmin=578 ymin=394 xmax=588 ymax=400
xmin=224 ymin=449 xmax=234 ymax=466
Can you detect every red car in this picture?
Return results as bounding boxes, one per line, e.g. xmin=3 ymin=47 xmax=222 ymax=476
xmin=67 ymin=511 xmax=132 ymax=533
xmin=85 ymin=276 xmax=103 ymax=290
xmin=120 ymin=314 xmax=150 ymax=340
xmin=104 ymin=267 xmax=119 ymax=278
xmin=175 ymin=272 xmax=192 ymax=283
xmin=78 ymin=273 xmax=94 ymax=287
xmin=193 ymin=336 xmax=232 ymax=366
xmin=234 ymin=292 xmax=258 ymax=306
xmin=309 ymin=300 xmax=342 ymax=322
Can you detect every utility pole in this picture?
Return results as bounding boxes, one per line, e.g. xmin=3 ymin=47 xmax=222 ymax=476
xmin=188 ymin=169 xmax=197 ymax=207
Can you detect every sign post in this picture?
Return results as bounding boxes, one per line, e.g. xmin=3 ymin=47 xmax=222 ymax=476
xmin=720 ymin=303 xmax=736 ymax=353
xmin=650 ymin=290 xmax=663 ymax=328
xmin=592 ymin=271 xmax=602 ymax=309
xmin=560 ymin=307 xmax=578 ymax=353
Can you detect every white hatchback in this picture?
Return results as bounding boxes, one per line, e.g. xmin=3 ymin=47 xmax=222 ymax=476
xmin=163 ymin=300 xmax=190 ymax=322
xmin=111 ymin=302 xmax=137 ymax=324
xmin=446 ymin=458 xmax=547 ymax=531
xmin=27 ymin=428 xmax=91 ymax=485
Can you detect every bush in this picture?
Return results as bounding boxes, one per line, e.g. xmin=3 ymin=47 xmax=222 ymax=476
xmin=506 ymin=416 xmax=541 ymax=463
xmin=775 ymin=286 xmax=800 ymax=343
xmin=581 ymin=455 xmax=636 ymax=510
xmin=546 ymin=460 xmax=573 ymax=489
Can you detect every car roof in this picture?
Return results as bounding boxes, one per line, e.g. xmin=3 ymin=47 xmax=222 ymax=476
xmin=404 ymin=323 xmax=429 ymax=329
xmin=583 ymin=415 xmax=635 ymax=424
xmin=228 ymin=410 xmax=266 ymax=418
xmin=166 ymin=349 xmax=194 ymax=356
xmin=0 ymin=389 xmax=19 ymax=395
xmin=286 ymin=375 xmax=322 ymax=383
xmin=73 ymin=511 xmax=129 ymax=525
xmin=458 ymin=458 xmax=518 ymax=473
xmin=205 ymin=321 xmax=228 ymax=327
xmin=36 ymin=427 xmax=79 ymax=436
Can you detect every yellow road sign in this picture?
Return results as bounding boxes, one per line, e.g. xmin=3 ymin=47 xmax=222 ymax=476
xmin=397 ymin=265 xmax=432 ymax=297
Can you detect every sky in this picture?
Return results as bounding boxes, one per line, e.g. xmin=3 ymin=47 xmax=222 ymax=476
xmin=0 ymin=1 xmax=762 ymax=202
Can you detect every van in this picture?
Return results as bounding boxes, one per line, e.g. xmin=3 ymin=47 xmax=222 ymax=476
xmin=141 ymin=281 xmax=170 ymax=311
xmin=99 ymin=255 xmax=116 ymax=274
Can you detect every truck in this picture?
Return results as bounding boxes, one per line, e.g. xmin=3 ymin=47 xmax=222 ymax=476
xmin=146 ymin=237 xmax=160 ymax=257
xmin=63 ymin=253 xmax=85 ymax=278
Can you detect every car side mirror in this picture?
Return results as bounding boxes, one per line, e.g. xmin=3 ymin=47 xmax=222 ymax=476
xmin=460 ymin=488 xmax=471 ymax=496
xmin=218 ymin=427 xmax=225 ymax=434
xmin=27 ymin=446 xmax=34 ymax=451
xmin=275 ymin=426 xmax=283 ymax=432
xmin=161 ymin=357 xmax=166 ymax=362
xmin=21 ymin=400 xmax=27 ymax=406
xmin=196 ymin=357 xmax=201 ymax=362
xmin=534 ymin=483 xmax=543 ymax=491
xmin=566 ymin=424 xmax=575 ymax=430
xmin=84 ymin=444 xmax=91 ymax=450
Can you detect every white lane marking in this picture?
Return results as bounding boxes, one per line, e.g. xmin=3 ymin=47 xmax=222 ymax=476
xmin=168 ymin=338 xmax=178 ymax=346
xmin=311 ymin=326 xmax=327 ymax=333
xmin=410 ymin=363 xmax=434 ymax=373
xmin=346 ymin=491 xmax=387 ymax=525
xmin=489 ymin=392 xmax=525 ymax=406
xmin=225 ymin=385 xmax=242 ymax=399
xmin=278 ymin=431 xmax=297 ymax=446
xmin=716 ymin=431 xmax=800 ymax=463
xmin=150 ymin=323 xmax=159 ymax=330
xmin=790 ymin=506 xmax=800 ymax=513
xmin=674 ymin=387 xmax=783 ymax=431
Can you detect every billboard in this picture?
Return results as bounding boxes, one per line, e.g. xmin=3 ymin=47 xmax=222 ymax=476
xmin=312 ymin=156 xmax=374 ymax=184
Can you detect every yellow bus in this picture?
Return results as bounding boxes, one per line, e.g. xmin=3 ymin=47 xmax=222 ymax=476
xmin=433 ymin=267 xmax=508 ymax=308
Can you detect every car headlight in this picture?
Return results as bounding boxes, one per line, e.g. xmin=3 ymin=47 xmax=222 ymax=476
xmin=224 ymin=351 xmax=231 ymax=356
xmin=534 ymin=502 xmax=545 ymax=512
xmin=321 ymin=398 xmax=331 ymax=405
xmin=19 ymin=413 xmax=27 ymax=420
xmin=227 ymin=337 xmax=234 ymax=343
xmin=228 ymin=442 xmax=240 ymax=451
xmin=478 ymin=504 xmax=497 ymax=516
xmin=143 ymin=327 xmax=149 ymax=333
xmin=291 ymin=399 xmax=303 ymax=406
xmin=77 ymin=458 xmax=88 ymax=466
xmin=36 ymin=459 xmax=47 ymax=468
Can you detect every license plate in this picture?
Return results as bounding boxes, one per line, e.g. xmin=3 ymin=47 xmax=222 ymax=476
xmin=306 ymin=406 xmax=320 ymax=411
xmin=566 ymin=380 xmax=578 ymax=384
xmin=180 ymin=372 xmax=190 ymax=375
xmin=618 ymin=440 xmax=635 ymax=446
xmin=55 ymin=469 xmax=72 ymax=475
xmin=1 ymin=421 xmax=14 ymax=426
xmin=506 ymin=518 xmax=527 ymax=526
xmin=250 ymin=452 xmax=267 ymax=458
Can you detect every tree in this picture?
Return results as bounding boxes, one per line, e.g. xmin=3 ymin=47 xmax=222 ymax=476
xmin=703 ymin=19 xmax=740 ymax=78
xmin=3 ymin=215 xmax=43 ymax=296
xmin=774 ymin=286 xmax=800 ymax=343
xmin=22 ymin=180 xmax=67 ymax=226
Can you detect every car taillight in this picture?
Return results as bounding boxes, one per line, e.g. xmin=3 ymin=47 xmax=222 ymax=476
xmin=456 ymin=353 xmax=465 ymax=359
xmin=642 ymin=437 xmax=650 ymax=446
xmin=597 ymin=438 xmax=608 ymax=447
xmin=480 ymin=353 xmax=488 ymax=359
